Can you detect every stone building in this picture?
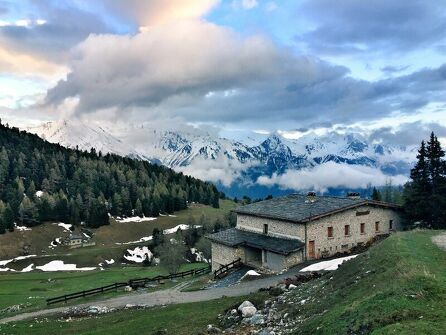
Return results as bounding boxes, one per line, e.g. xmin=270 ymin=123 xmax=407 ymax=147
xmin=208 ymin=193 xmax=402 ymax=272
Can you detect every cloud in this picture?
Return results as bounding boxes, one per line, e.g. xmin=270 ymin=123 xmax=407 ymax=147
xmin=45 ymin=20 xmax=347 ymax=115
xmin=257 ymin=162 xmax=408 ymax=192
xmin=103 ymin=0 xmax=220 ymax=27
xmin=42 ymin=13 xmax=446 ymax=130
xmin=0 ymin=3 xmax=110 ymax=64
xmin=0 ymin=46 xmax=67 ymax=77
xmin=297 ymin=0 xmax=446 ymax=55
xmin=380 ymin=65 xmax=410 ymax=74
xmin=368 ymin=121 xmax=446 ymax=147
xmin=177 ymin=156 xmax=252 ymax=187
xmin=242 ymin=0 xmax=258 ymax=10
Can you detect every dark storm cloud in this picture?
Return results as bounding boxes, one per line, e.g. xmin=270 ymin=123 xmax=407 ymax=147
xmin=297 ymin=0 xmax=446 ymax=55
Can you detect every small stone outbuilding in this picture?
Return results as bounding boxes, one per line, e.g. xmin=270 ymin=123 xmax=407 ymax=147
xmin=208 ymin=193 xmax=402 ymax=273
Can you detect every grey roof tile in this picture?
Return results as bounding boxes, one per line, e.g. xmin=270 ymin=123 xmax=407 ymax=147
xmin=207 ymin=228 xmax=304 ymax=255
xmin=234 ymin=194 xmax=400 ymax=223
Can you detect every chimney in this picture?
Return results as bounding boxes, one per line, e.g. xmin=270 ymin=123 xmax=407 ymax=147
xmin=347 ymin=192 xmax=360 ymax=199
xmin=306 ymin=191 xmax=317 ymax=203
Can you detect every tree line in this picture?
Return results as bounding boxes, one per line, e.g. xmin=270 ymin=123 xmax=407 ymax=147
xmin=0 ymin=121 xmax=222 ymax=234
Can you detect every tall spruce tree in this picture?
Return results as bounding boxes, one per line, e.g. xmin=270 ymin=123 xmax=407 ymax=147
xmin=426 ymin=132 xmax=446 ymax=228
xmin=404 ymin=134 xmax=446 ymax=228
xmin=371 ymin=187 xmax=382 ymax=201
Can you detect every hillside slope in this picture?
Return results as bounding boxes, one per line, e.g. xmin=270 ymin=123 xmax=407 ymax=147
xmin=279 ymin=231 xmax=446 ymax=334
xmin=0 ymin=122 xmax=221 ymax=231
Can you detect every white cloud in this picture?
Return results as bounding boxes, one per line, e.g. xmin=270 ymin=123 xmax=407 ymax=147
xmin=257 ymin=162 xmax=408 ymax=192
xmin=177 ymin=156 xmax=253 ymax=187
xmin=104 ymin=0 xmax=220 ymax=27
xmin=242 ymin=0 xmax=258 ymax=10
xmin=265 ymin=2 xmax=278 ymax=12
xmin=45 ymin=19 xmax=346 ymax=121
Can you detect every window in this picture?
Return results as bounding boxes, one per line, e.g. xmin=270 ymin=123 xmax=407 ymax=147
xmin=327 ymin=226 xmax=333 ymax=238
xmin=375 ymin=221 xmax=380 ymax=232
xmin=389 ymin=220 xmax=393 ymax=230
xmin=344 ymin=225 xmax=350 ymax=236
xmin=263 ymin=224 xmax=268 ymax=235
xmin=360 ymin=223 xmax=365 ymax=234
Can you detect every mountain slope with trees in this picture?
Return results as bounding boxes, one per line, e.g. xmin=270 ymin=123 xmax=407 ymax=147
xmin=0 ymin=121 xmax=221 ymax=233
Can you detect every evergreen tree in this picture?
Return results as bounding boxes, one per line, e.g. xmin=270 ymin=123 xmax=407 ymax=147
xmin=135 ymin=199 xmax=143 ymax=217
xmin=371 ymin=187 xmax=382 ymax=201
xmin=18 ymin=197 xmax=38 ymax=226
xmin=152 ymin=227 xmax=164 ymax=247
xmin=403 ymin=134 xmax=446 ymax=228
xmin=0 ymin=123 xmax=221 ymax=229
xmin=0 ymin=216 xmax=5 ymax=234
xmin=426 ymin=132 xmax=446 ymax=228
xmin=3 ymin=204 xmax=14 ymax=231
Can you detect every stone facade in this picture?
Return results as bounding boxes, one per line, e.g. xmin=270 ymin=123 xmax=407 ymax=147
xmin=211 ymin=242 xmax=244 ymax=272
xmin=304 ymin=204 xmax=401 ymax=259
xmin=211 ymin=200 xmax=402 ymax=273
xmin=237 ymin=215 xmax=305 ymax=239
xmin=237 ymin=204 xmax=401 ymax=261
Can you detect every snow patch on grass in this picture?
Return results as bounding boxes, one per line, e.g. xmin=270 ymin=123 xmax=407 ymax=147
xmin=124 ymin=246 xmax=153 ymax=263
xmin=0 ymin=255 xmax=37 ymax=267
xmin=14 ymin=223 xmax=31 ymax=231
xmin=21 ymin=264 xmax=34 ymax=272
xmin=54 ymin=223 xmax=72 ymax=232
xmin=117 ymin=216 xmax=157 ymax=223
xmin=116 ymin=224 xmax=197 ymax=245
xmin=300 ymin=255 xmax=358 ymax=272
xmin=35 ymin=260 xmax=96 ymax=272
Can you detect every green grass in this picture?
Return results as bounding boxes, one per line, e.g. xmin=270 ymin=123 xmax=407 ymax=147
xmin=0 ymin=200 xmax=235 ymax=268
xmin=284 ymin=230 xmax=446 ymax=334
xmin=0 ymin=263 xmax=206 ymax=313
xmin=0 ymin=292 xmax=269 ymax=335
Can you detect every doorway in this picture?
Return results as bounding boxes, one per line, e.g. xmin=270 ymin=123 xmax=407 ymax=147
xmin=308 ymin=240 xmax=315 ymax=259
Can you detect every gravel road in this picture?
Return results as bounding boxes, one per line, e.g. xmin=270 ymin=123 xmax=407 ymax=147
xmin=0 ymin=265 xmax=306 ymax=324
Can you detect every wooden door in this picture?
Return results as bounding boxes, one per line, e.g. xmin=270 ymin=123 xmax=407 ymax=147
xmin=308 ymin=240 xmax=315 ymax=259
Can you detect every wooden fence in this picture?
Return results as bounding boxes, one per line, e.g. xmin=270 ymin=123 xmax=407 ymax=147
xmin=213 ymin=258 xmax=242 ymax=279
xmin=46 ymin=265 xmax=211 ymax=305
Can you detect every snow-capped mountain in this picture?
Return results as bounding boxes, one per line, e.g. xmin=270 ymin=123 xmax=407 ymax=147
xmin=27 ymin=119 xmax=140 ymax=158
xmin=25 ymin=119 xmax=417 ymax=196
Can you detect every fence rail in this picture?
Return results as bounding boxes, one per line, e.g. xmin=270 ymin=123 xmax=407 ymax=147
xmin=46 ymin=265 xmax=211 ymax=305
xmin=213 ymin=258 xmax=242 ymax=279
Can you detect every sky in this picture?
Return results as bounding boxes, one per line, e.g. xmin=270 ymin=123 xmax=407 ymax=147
xmin=0 ymin=0 xmax=446 ymax=146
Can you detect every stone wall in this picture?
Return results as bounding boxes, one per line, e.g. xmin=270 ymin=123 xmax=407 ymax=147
xmin=237 ymin=214 xmax=304 ymax=240
xmin=236 ymin=204 xmax=402 ymax=261
xmin=211 ymin=242 xmax=244 ymax=272
xmin=305 ymin=205 xmax=401 ymax=259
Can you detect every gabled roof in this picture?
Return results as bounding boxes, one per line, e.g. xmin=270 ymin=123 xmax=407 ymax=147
xmin=207 ymin=228 xmax=304 ymax=255
xmin=234 ymin=194 xmax=401 ymax=224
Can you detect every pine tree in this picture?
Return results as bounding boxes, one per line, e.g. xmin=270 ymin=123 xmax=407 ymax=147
xmin=135 ymin=199 xmax=143 ymax=217
xmin=426 ymin=132 xmax=446 ymax=228
xmin=3 ymin=204 xmax=14 ymax=231
xmin=371 ymin=187 xmax=382 ymax=201
xmin=404 ymin=134 xmax=446 ymax=228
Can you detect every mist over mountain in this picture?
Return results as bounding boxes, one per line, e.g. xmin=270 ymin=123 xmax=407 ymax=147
xmin=27 ymin=119 xmax=415 ymax=198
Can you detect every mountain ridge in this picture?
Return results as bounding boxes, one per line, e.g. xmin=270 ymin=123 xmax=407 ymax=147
xmin=26 ymin=119 xmax=417 ymax=196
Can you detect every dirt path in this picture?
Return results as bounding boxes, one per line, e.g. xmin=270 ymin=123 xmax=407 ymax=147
xmin=0 ymin=265 xmax=307 ymax=324
xmin=432 ymin=232 xmax=446 ymax=251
